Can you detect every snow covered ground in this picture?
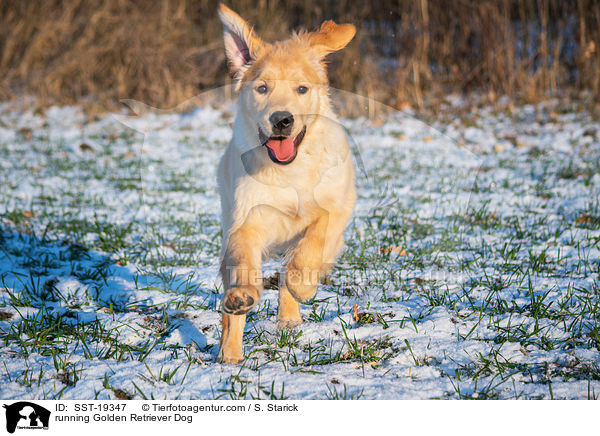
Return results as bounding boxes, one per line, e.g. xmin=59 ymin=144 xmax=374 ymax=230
xmin=0 ymin=95 xmax=599 ymax=399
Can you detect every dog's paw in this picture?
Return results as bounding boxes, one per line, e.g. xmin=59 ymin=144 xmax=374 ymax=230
xmin=217 ymin=350 xmax=244 ymax=364
xmin=222 ymin=286 xmax=258 ymax=315
xmin=277 ymin=317 xmax=303 ymax=330
xmin=286 ymin=265 xmax=319 ymax=303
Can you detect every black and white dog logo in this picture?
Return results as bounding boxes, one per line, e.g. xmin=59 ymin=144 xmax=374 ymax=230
xmin=3 ymin=402 xmax=50 ymax=433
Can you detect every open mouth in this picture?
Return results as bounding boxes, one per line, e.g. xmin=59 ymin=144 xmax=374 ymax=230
xmin=259 ymin=126 xmax=306 ymax=165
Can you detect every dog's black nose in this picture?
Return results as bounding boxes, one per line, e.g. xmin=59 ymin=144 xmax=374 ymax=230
xmin=269 ymin=111 xmax=294 ymax=135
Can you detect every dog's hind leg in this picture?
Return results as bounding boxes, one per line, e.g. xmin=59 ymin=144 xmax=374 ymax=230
xmin=277 ymin=284 xmax=302 ymax=330
xmin=218 ymin=226 xmax=263 ymax=363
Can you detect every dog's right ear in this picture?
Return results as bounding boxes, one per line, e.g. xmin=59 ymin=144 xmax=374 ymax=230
xmin=218 ymin=3 xmax=265 ymax=78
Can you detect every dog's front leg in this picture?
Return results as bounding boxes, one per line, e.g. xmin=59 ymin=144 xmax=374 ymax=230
xmin=218 ymin=227 xmax=263 ymax=364
xmin=285 ymin=210 xmax=348 ymax=303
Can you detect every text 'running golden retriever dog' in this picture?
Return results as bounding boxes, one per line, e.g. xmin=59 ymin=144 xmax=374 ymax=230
xmin=217 ymin=3 xmax=356 ymax=363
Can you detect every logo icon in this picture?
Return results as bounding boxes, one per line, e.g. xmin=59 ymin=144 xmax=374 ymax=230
xmin=3 ymin=402 xmax=50 ymax=433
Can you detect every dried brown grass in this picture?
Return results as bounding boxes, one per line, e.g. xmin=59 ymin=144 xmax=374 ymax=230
xmin=0 ymin=0 xmax=598 ymax=112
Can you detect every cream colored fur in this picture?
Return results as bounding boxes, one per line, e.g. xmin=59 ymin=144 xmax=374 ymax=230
xmin=216 ymin=3 xmax=356 ymax=363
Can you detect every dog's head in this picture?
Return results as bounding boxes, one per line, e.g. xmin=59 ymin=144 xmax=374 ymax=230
xmin=218 ymin=3 xmax=355 ymax=165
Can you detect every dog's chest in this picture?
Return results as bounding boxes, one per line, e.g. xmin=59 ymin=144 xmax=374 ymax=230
xmin=237 ymin=171 xmax=319 ymax=219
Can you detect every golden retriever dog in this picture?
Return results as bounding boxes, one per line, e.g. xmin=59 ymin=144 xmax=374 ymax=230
xmin=216 ymin=3 xmax=356 ymax=363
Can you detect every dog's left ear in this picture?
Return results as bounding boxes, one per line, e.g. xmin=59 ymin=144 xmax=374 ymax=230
xmin=308 ymin=20 xmax=356 ymax=55
xmin=218 ymin=3 xmax=265 ymax=78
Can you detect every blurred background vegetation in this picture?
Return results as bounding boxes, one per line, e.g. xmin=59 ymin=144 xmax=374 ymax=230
xmin=0 ymin=0 xmax=599 ymax=113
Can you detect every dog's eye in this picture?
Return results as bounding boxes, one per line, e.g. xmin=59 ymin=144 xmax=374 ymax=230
xmin=297 ymin=85 xmax=309 ymax=94
xmin=256 ymin=85 xmax=268 ymax=94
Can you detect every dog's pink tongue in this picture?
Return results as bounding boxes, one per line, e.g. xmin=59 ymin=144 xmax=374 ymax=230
xmin=266 ymin=137 xmax=295 ymax=161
